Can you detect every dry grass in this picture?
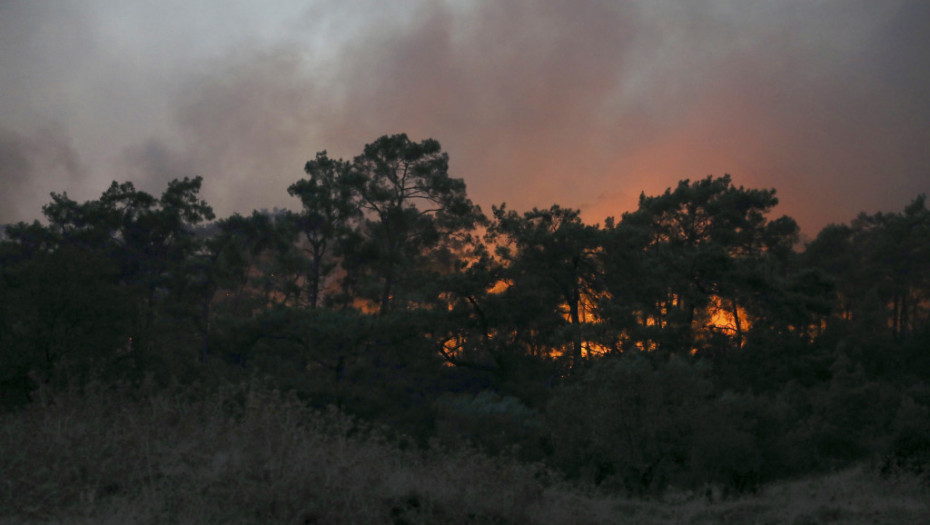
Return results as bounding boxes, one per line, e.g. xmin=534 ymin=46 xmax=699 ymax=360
xmin=0 ymin=379 xmax=553 ymax=524
xmin=2 ymin=380 xmax=927 ymax=524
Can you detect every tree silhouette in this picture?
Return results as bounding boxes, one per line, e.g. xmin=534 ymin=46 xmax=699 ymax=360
xmin=612 ymin=175 xmax=798 ymax=354
xmin=806 ymin=194 xmax=930 ymax=343
xmin=342 ymin=134 xmax=484 ymax=313
xmin=288 ymin=151 xmax=360 ymax=309
xmin=0 ymin=177 xmax=213 ymax=386
xmin=3 ymin=132 xmax=929 ymax=497
xmin=488 ymin=204 xmax=602 ymax=371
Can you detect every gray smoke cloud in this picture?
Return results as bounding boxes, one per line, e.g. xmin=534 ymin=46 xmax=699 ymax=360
xmin=0 ymin=126 xmax=87 ymax=223
xmin=1 ymin=0 xmax=928 ymax=235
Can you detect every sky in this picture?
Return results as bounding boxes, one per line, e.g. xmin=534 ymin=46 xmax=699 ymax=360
xmin=2 ymin=0 xmax=928 ymax=238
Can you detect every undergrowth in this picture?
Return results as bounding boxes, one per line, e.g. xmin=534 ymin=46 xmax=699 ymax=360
xmin=1 ymin=379 xmax=927 ymax=524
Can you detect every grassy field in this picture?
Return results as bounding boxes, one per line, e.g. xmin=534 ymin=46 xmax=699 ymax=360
xmin=2 ymin=381 xmax=927 ymax=525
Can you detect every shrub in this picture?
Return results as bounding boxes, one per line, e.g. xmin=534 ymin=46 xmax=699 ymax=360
xmin=433 ymin=390 xmax=544 ymax=459
xmin=0 ymin=378 xmax=559 ymax=524
xmin=545 ymin=354 xmax=712 ymax=494
xmin=880 ymin=395 xmax=930 ymax=483
xmin=690 ymin=391 xmax=766 ymax=494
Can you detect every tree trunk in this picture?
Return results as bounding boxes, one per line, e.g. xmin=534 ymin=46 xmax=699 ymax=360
xmin=730 ymin=297 xmax=743 ymax=350
xmin=380 ymin=263 xmax=395 ymax=314
xmin=569 ymin=278 xmax=583 ymax=373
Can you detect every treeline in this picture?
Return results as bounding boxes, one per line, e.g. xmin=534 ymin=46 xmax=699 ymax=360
xmin=2 ymin=134 xmax=929 ymax=494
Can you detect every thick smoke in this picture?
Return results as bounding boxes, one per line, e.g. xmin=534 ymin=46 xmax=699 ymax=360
xmin=118 ymin=48 xmax=327 ymax=216
xmin=0 ymin=127 xmax=86 ymax=224
xmin=1 ymin=0 xmax=928 ymax=234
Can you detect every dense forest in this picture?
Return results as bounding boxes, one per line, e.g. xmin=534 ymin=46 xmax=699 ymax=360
xmin=2 ymin=133 xmax=929 ymax=499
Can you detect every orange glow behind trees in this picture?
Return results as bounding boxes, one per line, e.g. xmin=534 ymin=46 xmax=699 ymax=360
xmin=199 ymin=166 xmax=833 ymax=373
xmin=35 ymin=137 xmax=913 ymax=383
xmin=702 ymin=295 xmax=751 ymax=349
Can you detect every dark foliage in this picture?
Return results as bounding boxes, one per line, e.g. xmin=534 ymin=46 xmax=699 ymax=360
xmin=2 ymin=137 xmax=929 ymax=496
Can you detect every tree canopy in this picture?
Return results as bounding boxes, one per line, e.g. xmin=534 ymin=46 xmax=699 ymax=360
xmin=2 ymin=135 xmax=928 ymax=495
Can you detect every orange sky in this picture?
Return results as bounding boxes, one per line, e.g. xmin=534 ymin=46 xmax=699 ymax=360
xmin=2 ymin=1 xmax=928 ymax=238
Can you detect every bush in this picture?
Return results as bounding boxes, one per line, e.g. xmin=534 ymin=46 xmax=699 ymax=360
xmin=545 ymin=354 xmax=712 ymax=494
xmin=805 ymin=360 xmax=901 ymax=467
xmin=434 ymin=390 xmax=544 ymax=459
xmin=690 ymin=391 xmax=767 ymax=494
xmin=880 ymin=395 xmax=930 ymax=483
xmin=0 ymin=379 xmax=558 ymax=524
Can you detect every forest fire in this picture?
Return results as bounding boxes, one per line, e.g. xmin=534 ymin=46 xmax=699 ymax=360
xmin=704 ymin=295 xmax=751 ymax=347
xmin=3 ymin=2 xmax=930 ymax=519
xmin=3 ymin=135 xmax=928 ymax=519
